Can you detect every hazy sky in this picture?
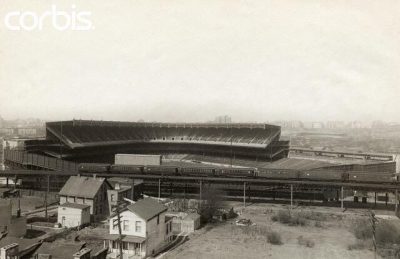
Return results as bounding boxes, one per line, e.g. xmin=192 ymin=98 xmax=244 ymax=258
xmin=1 ymin=0 xmax=399 ymax=122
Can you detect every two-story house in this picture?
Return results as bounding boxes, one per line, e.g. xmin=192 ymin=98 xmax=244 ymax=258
xmin=59 ymin=176 xmax=111 ymax=222
xmin=105 ymin=198 xmax=173 ymax=258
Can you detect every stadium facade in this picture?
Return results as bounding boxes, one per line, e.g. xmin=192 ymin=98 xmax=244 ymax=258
xmin=23 ymin=120 xmax=290 ymax=163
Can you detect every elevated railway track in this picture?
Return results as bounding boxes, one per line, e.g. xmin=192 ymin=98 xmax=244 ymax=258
xmin=2 ymin=149 xmax=400 ymax=212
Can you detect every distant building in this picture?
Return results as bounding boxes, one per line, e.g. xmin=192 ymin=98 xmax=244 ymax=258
xmin=0 ymin=128 xmax=14 ymax=136
xmin=59 ymin=176 xmax=111 ymax=221
xmin=16 ymin=128 xmax=37 ymax=136
xmin=311 ymin=122 xmax=324 ymax=129
xmin=326 ymin=121 xmax=346 ymax=129
xmin=105 ymin=198 xmax=173 ymax=258
xmin=57 ymin=203 xmax=91 ymax=228
xmin=214 ymin=115 xmax=232 ymax=124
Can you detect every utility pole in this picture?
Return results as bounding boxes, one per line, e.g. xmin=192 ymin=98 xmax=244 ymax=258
xmin=341 ymin=186 xmax=344 ymax=210
xmin=131 ymin=178 xmax=135 ymax=201
xmin=370 ymin=210 xmax=378 ymax=259
xmin=243 ymin=182 xmax=246 ymax=208
xmin=44 ymin=175 xmax=50 ymax=220
xmin=230 ymin=126 xmax=233 ymax=168
xmin=290 ymin=184 xmax=293 ymax=210
xmin=158 ymin=178 xmax=161 ymax=200
xmin=60 ymin=121 xmax=63 ymax=169
xmin=112 ymin=201 xmax=125 ymax=258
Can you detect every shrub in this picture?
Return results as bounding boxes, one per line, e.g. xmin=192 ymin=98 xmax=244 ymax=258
xmin=314 ymin=221 xmax=323 ymax=228
xmin=347 ymin=240 xmax=370 ymax=250
xmin=291 ymin=214 xmax=307 ymax=226
xmin=352 ymin=219 xmax=372 ymax=240
xmin=276 ymin=210 xmax=292 ymax=224
xmin=267 ymin=231 xmax=283 ymax=245
xmin=271 ymin=210 xmax=308 ymax=226
xmin=376 ymin=221 xmax=400 ymax=245
xmin=297 ymin=236 xmax=315 ymax=248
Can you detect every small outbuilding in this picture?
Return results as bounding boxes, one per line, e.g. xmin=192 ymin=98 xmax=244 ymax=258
xmin=57 ymin=203 xmax=91 ymax=228
xmin=167 ymin=212 xmax=201 ymax=233
xmin=181 ymin=213 xmax=201 ymax=233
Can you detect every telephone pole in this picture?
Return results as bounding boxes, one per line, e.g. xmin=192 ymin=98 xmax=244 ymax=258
xmin=112 ymin=201 xmax=126 ymax=258
xmin=370 ymin=210 xmax=378 ymax=259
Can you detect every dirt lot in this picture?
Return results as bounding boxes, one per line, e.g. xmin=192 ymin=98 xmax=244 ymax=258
xmin=165 ymin=202 xmax=398 ymax=259
xmin=1 ymin=196 xmax=46 ymax=213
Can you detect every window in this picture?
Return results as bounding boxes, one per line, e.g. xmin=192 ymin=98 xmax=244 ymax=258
xmin=122 ymin=242 xmax=128 ymax=250
xmin=135 ymin=221 xmax=141 ymax=232
xmin=112 ymin=241 xmax=118 ymax=249
xmin=110 ymin=194 xmax=115 ymax=202
xmin=112 ymin=220 xmax=118 ymax=230
xmin=123 ymin=220 xmax=129 ymax=231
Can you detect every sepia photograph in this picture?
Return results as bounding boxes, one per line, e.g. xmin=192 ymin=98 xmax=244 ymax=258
xmin=1 ymin=0 xmax=400 ymax=258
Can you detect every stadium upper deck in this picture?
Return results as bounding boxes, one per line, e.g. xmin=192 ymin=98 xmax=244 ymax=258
xmin=24 ymin=120 xmax=289 ymax=161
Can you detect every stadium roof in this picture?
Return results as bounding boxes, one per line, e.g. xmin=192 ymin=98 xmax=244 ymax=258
xmin=45 ymin=120 xmax=282 ymax=149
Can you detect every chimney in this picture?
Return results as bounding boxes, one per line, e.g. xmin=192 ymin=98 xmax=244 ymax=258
xmin=0 ymin=243 xmax=18 ymax=259
xmin=73 ymin=248 xmax=91 ymax=259
xmin=115 ymin=183 xmax=120 ymax=190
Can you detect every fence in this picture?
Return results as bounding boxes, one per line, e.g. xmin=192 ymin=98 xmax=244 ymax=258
xmin=3 ymin=149 xmax=78 ymax=172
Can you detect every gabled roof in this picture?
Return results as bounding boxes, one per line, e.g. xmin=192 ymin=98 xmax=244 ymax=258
xmin=59 ymin=203 xmax=90 ymax=210
xmin=127 ymin=198 xmax=167 ymax=221
xmin=34 ymin=241 xmax=85 ymax=259
xmin=59 ymin=176 xmax=109 ymax=199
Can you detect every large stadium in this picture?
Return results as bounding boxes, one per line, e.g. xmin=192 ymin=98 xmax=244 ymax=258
xmin=4 ymin=119 xmax=397 ymax=181
xmin=23 ymin=120 xmax=290 ymax=162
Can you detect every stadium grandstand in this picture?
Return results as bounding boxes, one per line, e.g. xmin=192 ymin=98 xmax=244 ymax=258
xmin=21 ymin=120 xmax=290 ymax=162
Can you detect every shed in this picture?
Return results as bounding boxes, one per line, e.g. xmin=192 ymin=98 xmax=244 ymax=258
xmin=181 ymin=213 xmax=201 ymax=233
xmin=58 ymin=203 xmax=91 ymax=228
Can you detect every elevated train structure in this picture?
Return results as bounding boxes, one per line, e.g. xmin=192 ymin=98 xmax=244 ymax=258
xmin=290 ymin=147 xmax=395 ymax=162
xmin=4 ymin=149 xmax=398 ymax=185
xmin=2 ymin=119 xmax=399 ymax=211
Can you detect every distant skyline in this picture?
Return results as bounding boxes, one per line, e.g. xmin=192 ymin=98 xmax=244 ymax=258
xmin=1 ymin=0 xmax=400 ymax=123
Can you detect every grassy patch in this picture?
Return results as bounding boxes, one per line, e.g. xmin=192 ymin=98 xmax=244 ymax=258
xmin=267 ymin=231 xmax=283 ymax=245
xmin=297 ymin=236 xmax=315 ymax=248
xmin=351 ymin=218 xmax=400 ymax=257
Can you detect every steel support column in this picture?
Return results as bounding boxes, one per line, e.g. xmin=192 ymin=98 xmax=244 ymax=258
xmin=290 ymin=184 xmax=293 ymax=210
xmin=45 ymin=175 xmax=50 ymax=220
xmin=395 ymin=189 xmax=398 ymax=215
xmin=341 ymin=186 xmax=344 ymax=209
xmin=243 ymin=182 xmax=246 ymax=208
xmin=158 ymin=178 xmax=161 ymax=200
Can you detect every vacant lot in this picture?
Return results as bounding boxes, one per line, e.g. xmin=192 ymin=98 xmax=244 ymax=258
xmin=164 ymin=203 xmax=397 ymax=259
xmin=1 ymin=196 xmax=47 ymax=213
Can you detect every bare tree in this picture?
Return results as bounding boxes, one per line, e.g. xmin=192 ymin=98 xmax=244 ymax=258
xmin=199 ymin=185 xmax=225 ymax=222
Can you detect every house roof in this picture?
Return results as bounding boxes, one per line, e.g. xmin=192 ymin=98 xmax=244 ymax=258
xmin=34 ymin=241 xmax=85 ymax=259
xmin=59 ymin=203 xmax=90 ymax=210
xmin=59 ymin=176 xmax=109 ymax=199
xmin=0 ymin=236 xmax=40 ymax=251
xmin=184 ymin=213 xmax=201 ymax=221
xmin=127 ymin=198 xmax=167 ymax=221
